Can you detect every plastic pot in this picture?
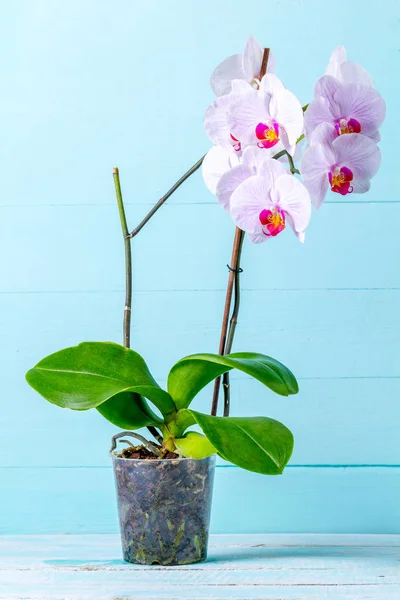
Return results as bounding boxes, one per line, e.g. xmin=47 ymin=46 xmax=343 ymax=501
xmin=112 ymin=453 xmax=216 ymax=565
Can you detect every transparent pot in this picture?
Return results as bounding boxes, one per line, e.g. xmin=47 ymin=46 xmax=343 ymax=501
xmin=112 ymin=453 xmax=216 ymax=566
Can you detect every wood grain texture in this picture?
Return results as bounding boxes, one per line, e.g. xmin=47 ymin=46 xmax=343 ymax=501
xmin=0 ymin=0 xmax=399 ymax=536
xmin=1 ymin=534 xmax=399 ymax=599
xmin=1 ymin=287 xmax=399 ymax=467
xmin=0 ymin=203 xmax=399 ymax=292
xmin=1 ymin=467 xmax=399 ymax=535
xmin=2 ymin=376 xmax=400 ymax=468
xmin=2 ymin=289 xmax=399 ymax=380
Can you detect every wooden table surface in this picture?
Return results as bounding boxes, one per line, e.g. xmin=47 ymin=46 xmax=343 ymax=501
xmin=1 ymin=534 xmax=399 ymax=599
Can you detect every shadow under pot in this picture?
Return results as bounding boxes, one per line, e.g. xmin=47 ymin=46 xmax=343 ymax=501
xmin=112 ymin=453 xmax=216 ymax=566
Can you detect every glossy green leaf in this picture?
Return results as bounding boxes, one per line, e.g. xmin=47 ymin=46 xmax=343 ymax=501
xmin=174 ymin=431 xmax=216 ymax=459
xmin=188 ymin=410 xmax=294 ymax=475
xmin=173 ymin=408 xmax=196 ymax=437
xmin=26 ymin=341 xmax=176 ymax=417
xmin=168 ymin=352 xmax=298 ymax=409
xmin=96 ymin=391 xmax=163 ymax=429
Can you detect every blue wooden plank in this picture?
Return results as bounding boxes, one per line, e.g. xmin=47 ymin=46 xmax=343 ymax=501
xmin=1 ymin=289 xmax=399 ymax=380
xmin=0 ymin=0 xmax=397 ymax=209
xmin=0 ymin=289 xmax=398 ymax=467
xmin=2 ymin=533 xmax=400 ymax=563
xmin=0 ymin=534 xmax=399 ymax=599
xmin=0 ymin=0 xmax=399 ymax=542
xmin=0 ymin=203 xmax=399 ymax=292
xmin=1 ymin=467 xmax=399 ymax=535
xmin=2 ymin=377 xmax=400 ymax=468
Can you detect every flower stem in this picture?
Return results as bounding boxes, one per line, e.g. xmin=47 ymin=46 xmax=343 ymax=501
xmin=128 ymin=156 xmax=205 ymax=238
xmin=113 ymin=168 xmax=163 ymax=443
xmin=222 ymin=230 xmax=245 ymax=416
xmin=287 ymin=153 xmax=300 ymax=175
xmin=210 ymin=48 xmax=271 ymax=417
xmin=211 ymin=227 xmax=245 ymax=416
xmin=272 ymin=149 xmax=300 ymax=175
xmin=113 ymin=160 xmax=205 ymax=440
xmin=113 ymin=167 xmax=132 ymax=348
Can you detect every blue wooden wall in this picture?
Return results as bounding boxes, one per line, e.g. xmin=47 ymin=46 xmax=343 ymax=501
xmin=1 ymin=0 xmax=399 ymax=534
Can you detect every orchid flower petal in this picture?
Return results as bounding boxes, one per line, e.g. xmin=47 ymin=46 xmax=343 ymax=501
xmin=308 ymin=122 xmax=336 ymax=162
xmin=279 ymin=127 xmax=292 ymax=157
xmin=352 ymin=180 xmax=371 ymax=194
xmin=325 ymin=46 xmax=373 ymax=87
xmin=202 ymin=146 xmax=240 ymax=195
xmin=229 ymin=175 xmax=271 ymax=234
xmin=265 ymin=51 xmax=276 ymax=74
xmin=333 ymin=84 xmax=386 ymax=135
xmin=259 ymin=73 xmax=285 ymax=95
xmin=204 ymin=81 xmax=250 ymax=149
xmin=271 ymin=89 xmax=304 ymax=154
xmin=231 ymin=79 xmax=253 ymax=94
xmin=333 ymin=134 xmax=381 ymax=182
xmin=340 ymin=61 xmax=373 ymax=87
xmin=242 ymin=36 xmax=263 ymax=80
xmin=210 ymin=54 xmax=245 ymax=96
xmin=370 ymin=130 xmax=381 ymax=143
xmin=242 ymin=146 xmax=289 ymax=178
xmin=314 ymin=75 xmax=341 ymax=102
xmin=210 ymin=37 xmax=276 ymax=97
xmin=241 ymin=145 xmax=267 ymax=169
xmin=273 ymin=175 xmax=312 ymax=235
xmin=301 ymin=144 xmax=330 ymax=209
xmin=229 ymin=89 xmax=266 ymax=143
xmin=325 ymin=46 xmax=347 ymax=79
xmin=304 ymin=97 xmax=335 ymax=139
xmin=283 ymin=213 xmax=306 ymax=243
xmin=296 ymin=231 xmax=306 ymax=243
xmin=257 ymin=155 xmax=288 ymax=180
xmin=204 ymin=93 xmax=232 ymax=147
xmin=216 ymin=164 xmax=253 ymax=210
xmin=247 ymin=155 xmax=288 ymax=187
xmin=248 ymin=231 xmax=269 ymax=244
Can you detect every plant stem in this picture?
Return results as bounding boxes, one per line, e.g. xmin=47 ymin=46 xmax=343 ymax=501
xmin=113 ymin=169 xmax=162 ymax=443
xmin=210 ymin=227 xmax=245 ymax=416
xmin=113 ymin=160 xmax=203 ymax=442
xmin=128 ymin=156 xmax=205 ymax=238
xmin=271 ymin=149 xmax=300 ymax=175
xmin=222 ymin=230 xmax=245 ymax=416
xmin=210 ymin=48 xmax=270 ymax=417
xmin=287 ymin=153 xmax=300 ymax=175
xmin=272 ymin=149 xmax=286 ymax=160
xmin=113 ymin=167 xmax=132 ymax=348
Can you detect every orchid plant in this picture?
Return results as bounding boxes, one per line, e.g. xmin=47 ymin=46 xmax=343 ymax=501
xmin=26 ymin=38 xmax=385 ymax=476
xmin=202 ymin=38 xmax=385 ymax=416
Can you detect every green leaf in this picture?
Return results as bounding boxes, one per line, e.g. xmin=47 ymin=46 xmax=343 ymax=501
xmin=96 ymin=391 xmax=163 ymax=429
xmin=26 ymin=341 xmax=176 ymax=417
xmin=188 ymin=410 xmax=294 ymax=475
xmin=174 ymin=431 xmax=216 ymax=459
xmin=168 ymin=352 xmax=298 ymax=409
xmin=173 ymin=408 xmax=196 ymax=437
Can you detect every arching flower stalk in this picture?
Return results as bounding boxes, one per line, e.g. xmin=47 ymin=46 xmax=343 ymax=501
xmin=203 ymin=40 xmax=385 ymax=416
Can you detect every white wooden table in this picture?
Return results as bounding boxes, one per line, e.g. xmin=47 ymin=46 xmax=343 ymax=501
xmin=1 ymin=534 xmax=399 ymax=599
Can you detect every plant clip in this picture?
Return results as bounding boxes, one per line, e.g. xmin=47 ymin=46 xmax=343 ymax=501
xmin=226 ymin=265 xmax=243 ymax=273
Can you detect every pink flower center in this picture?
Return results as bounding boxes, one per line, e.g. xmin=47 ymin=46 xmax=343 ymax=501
xmin=335 ymin=118 xmax=361 ymax=136
xmin=230 ymin=133 xmax=241 ymax=152
xmin=259 ymin=207 xmax=286 ymax=237
xmin=255 ymin=121 xmax=280 ymax=149
xmin=328 ymin=166 xmax=354 ymax=195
